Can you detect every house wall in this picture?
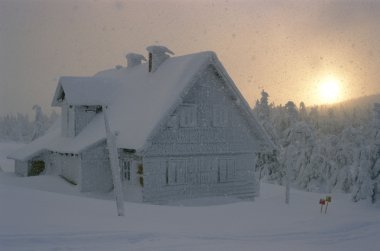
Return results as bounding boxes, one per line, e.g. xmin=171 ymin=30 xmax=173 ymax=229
xmin=15 ymin=152 xmax=50 ymax=177
xmin=80 ymin=141 xmax=113 ymax=192
xmin=74 ymin=106 xmax=98 ymax=136
xmin=15 ymin=160 xmax=29 ymax=176
xmin=143 ymin=154 xmax=257 ymax=203
xmin=50 ymin=152 xmax=81 ymax=184
xmin=61 ymin=105 xmax=98 ymax=137
xmin=142 ymin=66 xmax=259 ymax=203
xmin=44 ymin=152 xmax=58 ymax=175
xmin=61 ymin=105 xmax=75 ymax=137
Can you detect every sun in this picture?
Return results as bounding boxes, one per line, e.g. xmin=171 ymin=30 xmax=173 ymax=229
xmin=318 ymin=75 xmax=341 ymax=104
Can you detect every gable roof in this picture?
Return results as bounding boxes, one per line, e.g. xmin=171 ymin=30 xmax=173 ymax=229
xmin=7 ymin=116 xmax=107 ymax=161
xmin=10 ymin=51 xmax=273 ymax=161
xmin=51 ymin=77 xmax=121 ymax=106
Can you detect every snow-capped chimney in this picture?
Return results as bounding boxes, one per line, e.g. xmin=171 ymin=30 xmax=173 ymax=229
xmin=126 ymin=53 xmax=147 ymax=68
xmin=146 ymin=45 xmax=174 ymax=72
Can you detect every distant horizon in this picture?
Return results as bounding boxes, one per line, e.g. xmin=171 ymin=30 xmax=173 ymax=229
xmin=1 ymin=91 xmax=379 ymax=118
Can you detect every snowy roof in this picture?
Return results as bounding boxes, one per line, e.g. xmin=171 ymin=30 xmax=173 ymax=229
xmin=146 ymin=45 xmax=174 ymax=55
xmin=8 ymin=116 xmax=106 ymax=161
xmin=10 ymin=50 xmax=272 ymax=161
xmin=52 ymin=77 xmax=122 ymax=106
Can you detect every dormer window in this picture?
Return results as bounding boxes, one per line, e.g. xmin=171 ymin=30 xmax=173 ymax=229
xmin=57 ymin=90 xmax=65 ymax=102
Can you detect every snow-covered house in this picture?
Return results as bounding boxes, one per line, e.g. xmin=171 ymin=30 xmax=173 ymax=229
xmin=8 ymin=46 xmax=272 ymax=203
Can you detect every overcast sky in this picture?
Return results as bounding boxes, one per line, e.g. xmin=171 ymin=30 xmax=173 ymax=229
xmin=0 ymin=0 xmax=379 ymax=116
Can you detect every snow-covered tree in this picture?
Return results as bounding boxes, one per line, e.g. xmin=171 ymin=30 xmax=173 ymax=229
xmin=251 ymin=92 xmax=379 ymax=203
xmin=254 ymin=90 xmax=282 ymax=183
xmin=284 ymin=101 xmax=298 ymax=126
xmin=352 ymin=146 xmax=373 ymax=202
xmin=369 ymin=143 xmax=380 ymax=203
xmin=0 ymin=106 xmax=58 ymax=142
xmin=299 ymin=102 xmax=308 ymax=121
xmin=255 ymin=90 xmax=270 ymax=120
xmin=31 ymin=105 xmax=44 ymax=140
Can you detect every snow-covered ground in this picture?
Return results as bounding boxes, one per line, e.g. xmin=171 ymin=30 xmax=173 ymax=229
xmin=0 ymin=143 xmax=379 ymax=251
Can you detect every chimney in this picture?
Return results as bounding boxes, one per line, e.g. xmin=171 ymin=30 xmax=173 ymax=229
xmin=146 ymin=45 xmax=174 ymax=72
xmin=126 ymin=53 xmax=147 ymax=68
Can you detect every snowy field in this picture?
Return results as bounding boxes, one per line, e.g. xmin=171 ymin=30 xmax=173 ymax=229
xmin=0 ymin=143 xmax=379 ymax=251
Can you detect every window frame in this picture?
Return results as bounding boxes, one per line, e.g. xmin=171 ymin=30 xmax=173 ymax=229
xmin=217 ymin=158 xmax=235 ymax=183
xmin=179 ymin=104 xmax=197 ymax=128
xmin=166 ymin=158 xmax=187 ymax=185
xmin=212 ymin=104 xmax=228 ymax=127
xmin=121 ymin=160 xmax=131 ymax=181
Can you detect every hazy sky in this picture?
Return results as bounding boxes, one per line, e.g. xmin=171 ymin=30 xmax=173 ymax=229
xmin=0 ymin=0 xmax=379 ymax=116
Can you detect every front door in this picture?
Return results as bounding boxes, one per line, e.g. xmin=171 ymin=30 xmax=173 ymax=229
xmin=121 ymin=159 xmax=142 ymax=202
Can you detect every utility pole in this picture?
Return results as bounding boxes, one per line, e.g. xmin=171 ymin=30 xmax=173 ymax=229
xmin=285 ymin=161 xmax=290 ymax=204
xmin=283 ymin=145 xmax=292 ymax=205
xmin=103 ymin=105 xmax=125 ymax=216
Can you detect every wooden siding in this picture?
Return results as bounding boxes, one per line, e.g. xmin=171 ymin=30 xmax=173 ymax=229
xmin=74 ymin=106 xmax=98 ymax=136
xmin=61 ymin=105 xmax=75 ymax=137
xmin=15 ymin=153 xmax=49 ymax=177
xmin=80 ymin=141 xmax=113 ymax=192
xmin=49 ymin=152 xmax=81 ymax=184
xmin=15 ymin=160 xmax=29 ymax=176
xmin=145 ymin=66 xmax=257 ymax=157
xmin=61 ymin=105 xmax=98 ymax=137
xmin=143 ymin=154 xmax=257 ymax=203
xmin=143 ymin=66 xmax=259 ymax=203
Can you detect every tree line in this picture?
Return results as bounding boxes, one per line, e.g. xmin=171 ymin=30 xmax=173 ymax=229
xmin=0 ymin=105 xmax=58 ymax=142
xmin=254 ymin=90 xmax=380 ymax=203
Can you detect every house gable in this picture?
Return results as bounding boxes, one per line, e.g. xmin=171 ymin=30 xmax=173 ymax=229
xmin=142 ymin=64 xmax=262 ymax=202
xmin=144 ymin=64 xmax=268 ymax=156
xmin=51 ymin=83 xmax=67 ymax=106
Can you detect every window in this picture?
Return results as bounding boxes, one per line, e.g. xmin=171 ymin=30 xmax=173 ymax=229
xmin=218 ymin=159 xmax=235 ymax=183
xmin=213 ymin=105 xmax=228 ymax=127
xmin=180 ymin=104 xmax=197 ymax=127
xmin=58 ymin=89 xmax=65 ymax=102
xmin=166 ymin=159 xmax=187 ymax=185
xmin=121 ymin=160 xmax=131 ymax=181
xmin=167 ymin=115 xmax=178 ymax=128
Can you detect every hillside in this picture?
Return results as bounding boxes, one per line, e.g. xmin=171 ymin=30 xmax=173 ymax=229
xmin=322 ymin=93 xmax=380 ymax=110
